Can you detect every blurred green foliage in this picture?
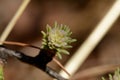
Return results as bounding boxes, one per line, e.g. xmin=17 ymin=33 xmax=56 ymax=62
xmin=101 ymin=68 xmax=120 ymax=80
xmin=0 ymin=66 xmax=4 ymax=80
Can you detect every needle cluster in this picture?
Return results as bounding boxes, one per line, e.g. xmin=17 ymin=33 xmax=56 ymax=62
xmin=41 ymin=22 xmax=76 ymax=59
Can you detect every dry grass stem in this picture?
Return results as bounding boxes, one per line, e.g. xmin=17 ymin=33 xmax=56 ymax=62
xmin=60 ymin=0 xmax=120 ymax=79
xmin=0 ymin=0 xmax=30 ymax=80
xmin=0 ymin=0 xmax=30 ymax=43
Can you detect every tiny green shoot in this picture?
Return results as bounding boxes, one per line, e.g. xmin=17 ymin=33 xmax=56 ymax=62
xmin=41 ymin=22 xmax=76 ymax=59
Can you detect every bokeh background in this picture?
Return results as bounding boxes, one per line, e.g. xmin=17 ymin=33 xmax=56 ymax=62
xmin=1 ymin=0 xmax=120 ymax=80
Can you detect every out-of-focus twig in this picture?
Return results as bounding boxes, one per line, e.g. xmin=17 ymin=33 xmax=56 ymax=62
xmin=0 ymin=0 xmax=30 ymax=43
xmin=60 ymin=0 xmax=120 ymax=79
xmin=70 ymin=64 xmax=120 ymax=79
xmin=0 ymin=0 xmax=30 ymax=80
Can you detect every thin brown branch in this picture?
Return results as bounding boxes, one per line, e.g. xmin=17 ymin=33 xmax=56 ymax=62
xmin=0 ymin=41 xmax=41 ymax=49
xmin=53 ymin=58 xmax=71 ymax=77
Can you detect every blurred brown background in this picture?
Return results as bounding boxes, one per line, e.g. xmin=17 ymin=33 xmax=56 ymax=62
xmin=1 ymin=0 xmax=120 ymax=80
